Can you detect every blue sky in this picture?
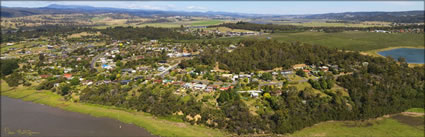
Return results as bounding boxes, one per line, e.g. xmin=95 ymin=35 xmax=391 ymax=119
xmin=2 ymin=1 xmax=424 ymax=15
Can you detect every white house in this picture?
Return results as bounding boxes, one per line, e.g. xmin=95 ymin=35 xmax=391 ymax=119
xmin=238 ymin=90 xmax=263 ymax=98
xmin=158 ymin=66 xmax=166 ymax=72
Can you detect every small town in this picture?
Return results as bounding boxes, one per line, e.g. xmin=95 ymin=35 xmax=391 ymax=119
xmin=2 ymin=36 xmax=350 ymax=101
xmin=1 ymin=1 xmax=424 ymax=137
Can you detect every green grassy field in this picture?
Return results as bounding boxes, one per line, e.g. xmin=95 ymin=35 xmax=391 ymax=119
xmin=191 ymin=20 xmax=224 ymax=26
xmin=0 ymin=81 xmax=227 ymax=137
xmin=1 ymin=40 xmax=48 ymax=53
xmin=407 ymin=108 xmax=425 ymax=113
xmin=291 ymin=116 xmax=424 ymax=137
xmin=215 ymin=31 xmax=424 ymax=51
xmin=284 ymin=21 xmax=391 ymax=28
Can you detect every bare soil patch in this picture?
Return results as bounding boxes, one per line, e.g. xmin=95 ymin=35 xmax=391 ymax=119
xmin=391 ymin=114 xmax=424 ymax=127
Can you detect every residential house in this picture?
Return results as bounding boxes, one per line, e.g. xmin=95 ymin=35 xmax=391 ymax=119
xmin=281 ymin=71 xmax=293 ymax=75
xmin=222 ymin=74 xmax=232 ymax=78
xmin=6 ymin=42 xmax=14 ymax=46
xmin=120 ymin=80 xmax=131 ymax=85
xmin=102 ymin=64 xmax=113 ymax=69
xmin=63 ymin=74 xmax=72 ymax=80
xmin=319 ymin=66 xmax=329 ymax=72
xmin=64 ymin=68 xmax=73 ymax=73
xmin=158 ymin=66 xmax=166 ymax=72
xmin=219 ymin=86 xmax=233 ymax=91
xmin=238 ymin=90 xmax=263 ymax=98
xmin=40 ymin=75 xmax=50 ymax=79
xmin=293 ymin=64 xmax=307 ymax=70
xmin=122 ymin=68 xmax=136 ymax=73
xmin=134 ymin=76 xmax=144 ymax=81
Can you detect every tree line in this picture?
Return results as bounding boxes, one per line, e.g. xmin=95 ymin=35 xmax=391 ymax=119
xmin=212 ymin=21 xmax=424 ymax=33
xmin=1 ymin=25 xmax=198 ymax=44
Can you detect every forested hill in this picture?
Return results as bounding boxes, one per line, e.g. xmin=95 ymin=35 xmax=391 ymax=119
xmin=179 ymin=40 xmax=424 ymax=134
xmin=1 ymin=26 xmax=198 ymax=43
xmin=303 ymin=11 xmax=424 ymax=23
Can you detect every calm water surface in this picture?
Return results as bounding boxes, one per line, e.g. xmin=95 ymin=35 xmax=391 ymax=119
xmin=1 ymin=96 xmax=156 ymax=137
xmin=378 ymin=48 xmax=425 ymax=64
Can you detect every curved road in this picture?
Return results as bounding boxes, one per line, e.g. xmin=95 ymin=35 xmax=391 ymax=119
xmin=91 ymin=48 xmax=113 ymax=69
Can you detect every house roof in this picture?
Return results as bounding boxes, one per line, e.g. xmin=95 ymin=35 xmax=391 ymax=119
xmin=121 ymin=80 xmax=131 ymax=82
xmin=293 ymin=64 xmax=307 ymax=68
xmin=64 ymin=74 xmax=72 ymax=78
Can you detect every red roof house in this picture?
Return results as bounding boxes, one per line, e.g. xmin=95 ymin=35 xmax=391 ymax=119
xmin=64 ymin=74 xmax=72 ymax=79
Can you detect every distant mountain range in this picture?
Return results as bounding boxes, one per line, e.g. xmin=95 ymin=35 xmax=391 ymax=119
xmin=1 ymin=4 xmax=424 ymax=23
xmin=1 ymin=4 xmax=262 ymax=18
xmin=303 ymin=11 xmax=424 ymax=23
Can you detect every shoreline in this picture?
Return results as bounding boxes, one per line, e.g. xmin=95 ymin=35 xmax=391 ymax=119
xmin=1 ymin=81 xmax=423 ymax=136
xmin=360 ymin=46 xmax=425 ymax=66
xmin=0 ymin=82 xmax=227 ymax=137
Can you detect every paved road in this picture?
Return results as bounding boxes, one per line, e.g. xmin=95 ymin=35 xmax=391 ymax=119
xmin=154 ymin=62 xmax=180 ymax=77
xmin=91 ymin=48 xmax=113 ymax=69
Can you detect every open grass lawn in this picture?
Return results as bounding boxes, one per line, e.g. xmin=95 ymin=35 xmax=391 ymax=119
xmin=291 ymin=115 xmax=424 ymax=137
xmin=289 ymin=82 xmax=328 ymax=98
xmin=67 ymin=31 xmax=101 ymax=38
xmin=0 ymin=81 xmax=227 ymax=137
xmin=407 ymin=108 xmax=425 ymax=113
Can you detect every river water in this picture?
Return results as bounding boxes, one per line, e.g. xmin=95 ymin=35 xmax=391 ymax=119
xmin=378 ymin=48 xmax=425 ymax=64
xmin=1 ymin=96 xmax=155 ymax=137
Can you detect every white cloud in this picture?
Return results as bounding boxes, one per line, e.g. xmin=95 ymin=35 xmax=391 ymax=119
xmin=383 ymin=1 xmax=423 ymax=6
xmin=125 ymin=4 xmax=178 ymax=11
xmin=127 ymin=5 xmax=163 ymax=10
xmin=186 ymin=6 xmax=207 ymax=11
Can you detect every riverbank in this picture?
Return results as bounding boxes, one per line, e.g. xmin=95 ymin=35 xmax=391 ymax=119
xmin=360 ymin=46 xmax=425 ymax=67
xmin=361 ymin=46 xmax=424 ymax=57
xmin=0 ymin=81 xmax=227 ymax=137
xmin=2 ymin=80 xmax=424 ymax=137
xmin=2 ymin=96 xmax=157 ymax=137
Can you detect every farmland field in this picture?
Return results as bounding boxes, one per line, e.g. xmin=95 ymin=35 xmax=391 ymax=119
xmin=214 ymin=31 xmax=424 ymax=51
xmin=284 ymin=21 xmax=392 ymax=27
xmin=291 ymin=114 xmax=424 ymax=137
xmin=191 ymin=20 xmax=224 ymax=26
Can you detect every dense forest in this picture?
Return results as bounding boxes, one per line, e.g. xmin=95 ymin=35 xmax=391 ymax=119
xmin=185 ymin=39 xmax=363 ymax=73
xmin=76 ymin=40 xmax=424 ymax=134
xmin=1 ymin=25 xmax=93 ymax=42
xmin=1 ymin=25 xmax=197 ymax=43
xmin=100 ymin=26 xmax=197 ymax=43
